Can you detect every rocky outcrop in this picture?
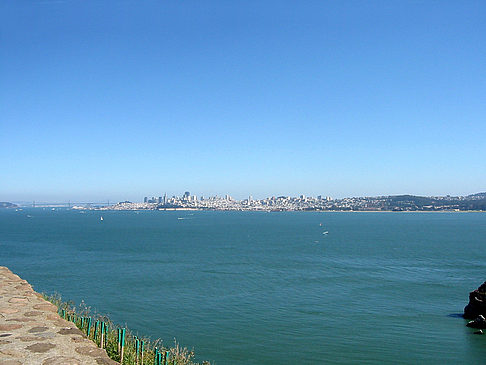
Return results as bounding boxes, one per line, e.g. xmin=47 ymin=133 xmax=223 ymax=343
xmin=466 ymin=315 xmax=486 ymax=329
xmin=464 ymin=281 xmax=486 ymax=319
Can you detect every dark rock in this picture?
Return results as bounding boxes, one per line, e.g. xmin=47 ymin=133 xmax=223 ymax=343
xmin=466 ymin=315 xmax=486 ymax=329
xmin=464 ymin=281 xmax=486 ymax=319
xmin=26 ymin=342 xmax=56 ymax=353
xmin=18 ymin=335 xmax=47 ymax=342
xmin=58 ymin=327 xmax=83 ymax=335
xmin=28 ymin=326 xmax=49 ymax=333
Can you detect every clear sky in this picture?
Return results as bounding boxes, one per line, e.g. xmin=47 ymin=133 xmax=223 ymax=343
xmin=1 ymin=1 xmax=485 ymax=202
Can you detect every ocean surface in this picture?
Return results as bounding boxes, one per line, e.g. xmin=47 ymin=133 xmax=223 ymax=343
xmin=1 ymin=209 xmax=485 ymax=364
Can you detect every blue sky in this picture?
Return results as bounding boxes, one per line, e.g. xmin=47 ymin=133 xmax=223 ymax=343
xmin=1 ymin=1 xmax=485 ymax=202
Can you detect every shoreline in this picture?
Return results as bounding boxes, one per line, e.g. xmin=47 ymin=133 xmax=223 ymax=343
xmin=93 ymin=208 xmax=486 ymax=213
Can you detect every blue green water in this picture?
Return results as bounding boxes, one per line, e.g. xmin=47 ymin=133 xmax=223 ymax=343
xmin=1 ymin=209 xmax=485 ymax=364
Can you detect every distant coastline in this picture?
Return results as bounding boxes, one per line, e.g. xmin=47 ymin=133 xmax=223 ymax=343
xmin=7 ymin=192 xmax=486 ymax=212
xmin=0 ymin=202 xmax=18 ymax=209
xmin=92 ymin=192 xmax=486 ymax=212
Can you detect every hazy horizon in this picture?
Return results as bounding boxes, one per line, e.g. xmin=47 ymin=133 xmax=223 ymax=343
xmin=1 ymin=1 xmax=485 ymax=202
xmin=4 ymin=189 xmax=486 ymax=205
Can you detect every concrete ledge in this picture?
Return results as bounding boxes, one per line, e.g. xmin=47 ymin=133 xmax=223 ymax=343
xmin=0 ymin=266 xmax=119 ymax=365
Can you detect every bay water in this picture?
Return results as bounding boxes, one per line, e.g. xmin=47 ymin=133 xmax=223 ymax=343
xmin=1 ymin=209 xmax=485 ymax=364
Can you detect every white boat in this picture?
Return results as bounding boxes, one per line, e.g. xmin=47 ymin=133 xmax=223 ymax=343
xmin=100 ymin=216 xmax=104 ymax=221
xmin=322 ymin=231 xmax=328 ymax=235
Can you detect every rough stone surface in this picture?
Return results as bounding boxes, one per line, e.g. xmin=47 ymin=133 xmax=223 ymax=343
xmin=75 ymin=346 xmax=105 ymax=357
xmin=95 ymin=357 xmax=120 ymax=365
xmin=33 ymin=304 xmax=57 ymax=312
xmin=28 ymin=326 xmax=49 ymax=333
xmin=18 ymin=335 xmax=47 ymax=342
xmin=0 ymin=324 xmax=22 ymax=331
xmin=0 ymin=348 xmax=25 ymax=358
xmin=24 ymin=311 xmax=43 ymax=317
xmin=7 ymin=317 xmax=35 ymax=322
xmin=0 ymin=360 xmax=23 ymax=365
xmin=0 ymin=266 xmax=119 ymax=365
xmin=464 ymin=281 xmax=486 ymax=319
xmin=42 ymin=356 xmax=82 ymax=365
xmin=36 ymin=332 xmax=56 ymax=339
xmin=0 ymin=308 xmax=19 ymax=314
xmin=58 ymin=327 xmax=83 ymax=335
xmin=70 ymin=336 xmax=86 ymax=343
xmin=26 ymin=343 xmax=56 ymax=353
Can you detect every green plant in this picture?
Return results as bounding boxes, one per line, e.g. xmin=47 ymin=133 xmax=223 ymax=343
xmin=42 ymin=293 xmax=210 ymax=365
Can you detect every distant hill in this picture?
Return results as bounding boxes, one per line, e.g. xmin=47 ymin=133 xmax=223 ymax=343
xmin=381 ymin=194 xmax=486 ymax=211
xmin=467 ymin=192 xmax=486 ymax=199
xmin=0 ymin=202 xmax=17 ymax=208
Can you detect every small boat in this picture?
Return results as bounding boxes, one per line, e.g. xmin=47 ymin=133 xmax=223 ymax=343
xmin=100 ymin=216 xmax=104 ymax=221
xmin=322 ymin=231 xmax=328 ymax=235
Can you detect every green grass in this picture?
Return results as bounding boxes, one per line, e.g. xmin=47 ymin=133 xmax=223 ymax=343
xmin=43 ymin=293 xmax=210 ymax=365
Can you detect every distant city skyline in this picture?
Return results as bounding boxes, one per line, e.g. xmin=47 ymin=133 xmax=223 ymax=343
xmin=1 ymin=1 xmax=485 ymax=202
xmin=9 ymin=191 xmax=486 ymax=212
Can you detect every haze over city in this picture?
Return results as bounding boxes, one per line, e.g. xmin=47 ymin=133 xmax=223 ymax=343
xmin=1 ymin=1 xmax=485 ymax=202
